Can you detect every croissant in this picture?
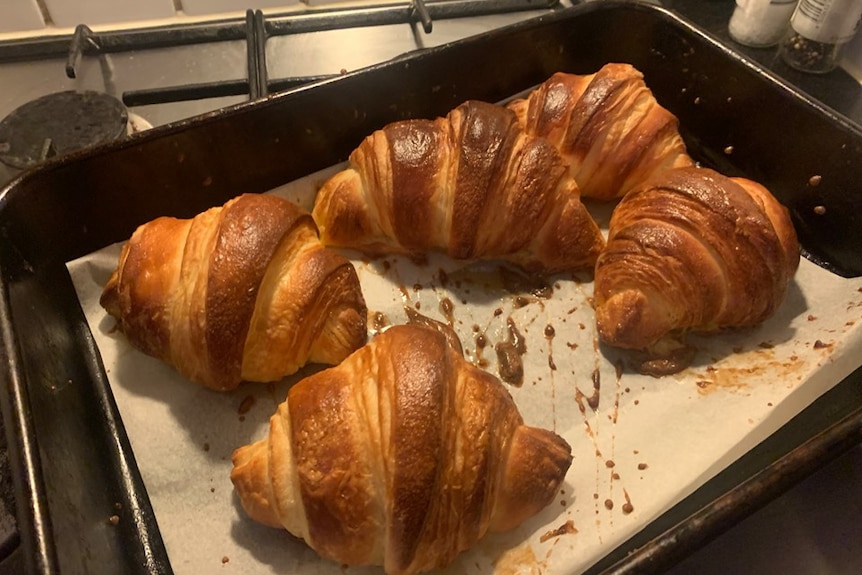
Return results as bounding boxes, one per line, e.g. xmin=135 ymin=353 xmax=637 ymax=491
xmin=507 ymin=63 xmax=694 ymax=200
xmin=311 ymin=99 xmax=604 ymax=273
xmin=230 ymin=324 xmax=573 ymax=575
xmin=594 ymin=166 xmax=800 ymax=372
xmin=100 ymin=193 xmax=368 ymax=390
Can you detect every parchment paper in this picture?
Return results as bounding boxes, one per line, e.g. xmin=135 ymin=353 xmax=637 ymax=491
xmin=68 ymin=165 xmax=862 ymax=575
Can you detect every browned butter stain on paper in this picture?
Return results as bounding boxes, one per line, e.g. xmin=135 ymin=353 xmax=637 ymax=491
xmin=693 ymin=349 xmax=806 ymax=395
xmin=367 ymin=310 xmax=390 ymax=337
xmin=540 ymin=519 xmax=578 ymax=543
xmin=495 ymin=316 xmax=527 ymax=386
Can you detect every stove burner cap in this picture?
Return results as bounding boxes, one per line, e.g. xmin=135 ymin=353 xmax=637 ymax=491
xmin=0 ymin=91 xmax=128 ymax=171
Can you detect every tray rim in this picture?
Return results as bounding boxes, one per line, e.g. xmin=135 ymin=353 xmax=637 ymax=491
xmin=1 ymin=2 xmax=861 ymax=574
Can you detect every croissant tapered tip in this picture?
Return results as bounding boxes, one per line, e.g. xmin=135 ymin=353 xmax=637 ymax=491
xmin=230 ymin=439 xmax=283 ymax=529
xmin=99 ymin=270 xmax=121 ymax=319
xmin=490 ymin=425 xmax=573 ymax=533
xmin=595 ymin=289 xmax=674 ymax=350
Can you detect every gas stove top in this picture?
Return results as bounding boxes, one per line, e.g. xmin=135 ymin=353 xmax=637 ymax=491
xmin=0 ymin=0 xmax=565 ymax=187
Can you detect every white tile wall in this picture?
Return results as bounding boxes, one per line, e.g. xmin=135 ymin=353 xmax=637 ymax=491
xmin=42 ymin=0 xmax=176 ymax=27
xmin=0 ymin=0 xmax=45 ymax=33
xmin=180 ymin=1 xmax=301 ymax=16
xmin=303 ymin=0 xmax=358 ymax=6
xmin=0 ymin=1 xmax=347 ymax=35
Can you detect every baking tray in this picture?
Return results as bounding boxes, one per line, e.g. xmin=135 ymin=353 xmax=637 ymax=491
xmin=1 ymin=1 xmax=861 ymax=574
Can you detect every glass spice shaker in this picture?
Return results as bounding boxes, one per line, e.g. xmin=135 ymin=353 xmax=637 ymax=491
xmin=728 ymin=0 xmax=800 ymax=48
xmin=779 ymin=0 xmax=862 ymax=73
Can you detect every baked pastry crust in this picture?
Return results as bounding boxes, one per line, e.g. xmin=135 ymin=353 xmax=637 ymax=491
xmin=231 ymin=324 xmax=573 ymax=575
xmin=101 ymin=193 xmax=367 ymax=390
xmin=508 ymin=63 xmax=694 ymax=200
xmin=594 ymin=166 xmax=800 ymax=356
xmin=312 ymin=99 xmax=604 ymax=273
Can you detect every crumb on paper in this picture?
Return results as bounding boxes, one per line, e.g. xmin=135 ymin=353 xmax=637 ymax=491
xmin=108 ymin=515 xmax=119 ymax=526
xmin=814 ymin=205 xmax=826 ymax=215
xmin=221 ymin=556 xmax=230 ymax=564
xmin=809 ymin=175 xmax=822 ymax=186
xmin=238 ymin=394 xmax=255 ymax=415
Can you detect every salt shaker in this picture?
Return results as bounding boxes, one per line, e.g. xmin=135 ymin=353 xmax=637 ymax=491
xmin=728 ymin=0 xmax=800 ymax=48
xmin=779 ymin=0 xmax=862 ymax=73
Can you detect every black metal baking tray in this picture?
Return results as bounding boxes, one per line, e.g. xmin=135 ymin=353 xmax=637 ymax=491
xmin=1 ymin=2 xmax=860 ymax=574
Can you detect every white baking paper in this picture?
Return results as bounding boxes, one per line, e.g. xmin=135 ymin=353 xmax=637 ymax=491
xmin=67 ymin=165 xmax=862 ymax=575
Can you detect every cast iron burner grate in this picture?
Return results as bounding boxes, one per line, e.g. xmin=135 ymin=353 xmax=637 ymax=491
xmin=0 ymin=0 xmax=559 ymax=107
xmin=0 ymin=91 xmax=128 ymax=171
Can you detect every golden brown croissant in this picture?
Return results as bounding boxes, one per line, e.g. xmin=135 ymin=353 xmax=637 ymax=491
xmin=594 ymin=166 xmax=800 ymax=372
xmin=100 ymin=193 xmax=367 ymax=390
xmin=507 ymin=63 xmax=694 ymax=200
xmin=311 ymin=99 xmax=604 ymax=273
xmin=230 ymin=324 xmax=572 ymax=575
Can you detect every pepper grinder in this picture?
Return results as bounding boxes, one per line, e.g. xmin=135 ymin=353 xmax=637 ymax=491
xmin=779 ymin=0 xmax=862 ymax=73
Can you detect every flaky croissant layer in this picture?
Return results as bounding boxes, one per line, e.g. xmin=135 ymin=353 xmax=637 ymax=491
xmin=100 ymin=193 xmax=368 ymax=390
xmin=311 ymin=99 xmax=604 ymax=273
xmin=507 ymin=63 xmax=694 ymax=200
xmin=594 ymin=166 xmax=800 ymax=353
xmin=231 ymin=324 xmax=573 ymax=575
